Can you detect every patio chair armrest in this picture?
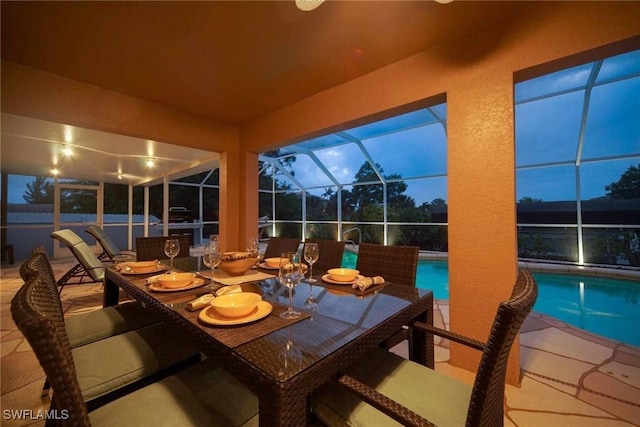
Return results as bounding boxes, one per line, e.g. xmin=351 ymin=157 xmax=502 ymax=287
xmin=334 ymin=374 xmax=436 ymax=427
xmin=413 ymin=321 xmax=485 ymax=352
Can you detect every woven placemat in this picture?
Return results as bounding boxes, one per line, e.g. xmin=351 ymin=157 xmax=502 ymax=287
xmin=180 ymin=302 xmax=309 ymax=348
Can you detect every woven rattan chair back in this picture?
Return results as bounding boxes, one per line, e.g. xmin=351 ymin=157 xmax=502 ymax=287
xmin=303 ymin=239 xmax=346 ymax=274
xmin=85 ymin=225 xmax=122 ymax=260
xmin=355 ymin=242 xmax=419 ymax=286
xmin=135 ymin=235 xmax=191 ymax=261
xmin=19 ymin=247 xmax=68 ymax=340
xmin=466 ymin=270 xmax=538 ymax=426
xmin=263 ymin=237 xmax=301 ymax=259
xmin=11 ymin=273 xmax=92 ymax=426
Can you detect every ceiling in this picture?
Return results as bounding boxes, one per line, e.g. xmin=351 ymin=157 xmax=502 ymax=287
xmin=1 ymin=0 xmax=538 ymax=185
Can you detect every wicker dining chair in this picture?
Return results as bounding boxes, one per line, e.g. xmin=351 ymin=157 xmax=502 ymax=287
xmin=85 ymin=225 xmax=135 ymax=262
xmin=312 ymin=270 xmax=538 ymax=427
xmin=16 ymin=255 xmax=202 ymax=410
xmin=262 ymin=237 xmax=301 ymax=259
xmin=303 ymin=239 xmax=347 ymax=275
xmin=11 ymin=272 xmax=259 ymax=427
xmin=20 ymin=246 xmax=161 ymax=397
xmin=355 ymin=242 xmax=419 ymax=287
xmin=355 ymin=243 xmax=420 ymax=348
xmin=20 ymin=246 xmax=159 ymax=347
xmin=51 ymin=229 xmax=106 ymax=292
xmin=135 ymin=235 xmax=191 ymax=261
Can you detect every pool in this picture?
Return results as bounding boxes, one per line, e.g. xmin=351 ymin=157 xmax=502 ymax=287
xmin=342 ymin=252 xmax=640 ymax=347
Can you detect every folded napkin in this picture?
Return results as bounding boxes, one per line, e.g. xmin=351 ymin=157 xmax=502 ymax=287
xmin=144 ymin=274 xmax=168 ymax=285
xmin=185 ymin=293 xmax=215 ymax=311
xmin=185 ymin=285 xmax=243 ymax=311
xmin=352 ymin=276 xmax=385 ymax=291
xmin=205 ymin=270 xmax=274 ymax=286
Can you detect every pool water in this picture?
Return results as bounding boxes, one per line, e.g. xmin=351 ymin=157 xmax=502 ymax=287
xmin=342 ymin=253 xmax=640 ymax=347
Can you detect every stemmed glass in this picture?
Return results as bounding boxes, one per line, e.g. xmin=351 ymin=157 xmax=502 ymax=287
xmin=202 ymin=241 xmax=221 ymax=286
xmin=278 ymin=251 xmax=303 ymax=319
xmin=246 ymin=238 xmax=259 ymax=257
xmin=304 ymin=284 xmax=318 ymax=319
xmin=164 ymin=238 xmax=180 ymax=272
xmin=303 ymin=243 xmax=319 ymax=283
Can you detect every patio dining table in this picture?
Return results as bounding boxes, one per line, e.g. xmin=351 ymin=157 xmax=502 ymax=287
xmin=104 ymin=260 xmax=434 ymax=427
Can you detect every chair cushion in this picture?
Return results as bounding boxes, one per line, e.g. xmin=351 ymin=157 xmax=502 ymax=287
xmin=73 ymin=323 xmax=200 ymax=401
xmin=311 ymin=348 xmax=472 ymax=427
xmin=89 ymin=359 xmax=259 ymax=427
xmin=66 ymin=301 xmax=159 ymax=348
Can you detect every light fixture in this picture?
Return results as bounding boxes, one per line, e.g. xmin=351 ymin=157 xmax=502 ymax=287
xmin=51 ymin=168 xmax=60 ymax=176
xmin=434 ymin=0 xmax=454 ymax=3
xmin=62 ymin=144 xmax=73 ymax=157
xmin=146 ymin=158 xmax=155 ymax=168
xmin=117 ymin=172 xmax=123 ymax=180
xmin=295 ymin=0 xmax=324 ymax=12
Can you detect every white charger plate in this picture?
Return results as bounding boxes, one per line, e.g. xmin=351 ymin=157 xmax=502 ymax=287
xmin=149 ymin=278 xmax=205 ymax=292
xmin=198 ymin=301 xmax=273 ymax=325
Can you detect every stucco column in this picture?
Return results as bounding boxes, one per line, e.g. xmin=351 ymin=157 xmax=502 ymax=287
xmin=447 ymin=74 xmax=520 ymax=384
xmin=240 ymin=150 xmax=260 ymax=245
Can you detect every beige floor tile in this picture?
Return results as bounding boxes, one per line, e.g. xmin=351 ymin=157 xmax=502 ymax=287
xmin=599 ymin=361 xmax=640 ymax=390
xmin=579 ymin=387 xmax=640 ymax=424
xmin=506 ymin=375 xmax=614 ymax=418
xmin=521 ymin=327 xmax=614 ymax=364
xmin=508 ymin=411 xmax=636 ymax=426
xmin=521 ymin=345 xmax=597 ymax=386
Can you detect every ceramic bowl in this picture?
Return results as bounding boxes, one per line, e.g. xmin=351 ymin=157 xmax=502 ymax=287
xmin=157 ymin=272 xmax=195 ymax=289
xmin=128 ymin=260 xmax=160 ymax=273
xmin=218 ymin=256 xmax=258 ymax=276
xmin=327 ymin=268 xmax=360 ymax=282
xmin=264 ymin=257 xmax=287 ymax=268
xmin=211 ymin=292 xmax=262 ymax=317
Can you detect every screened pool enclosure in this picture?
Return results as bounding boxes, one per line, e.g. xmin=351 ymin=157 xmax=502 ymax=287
xmin=2 ymin=49 xmax=638 ymax=267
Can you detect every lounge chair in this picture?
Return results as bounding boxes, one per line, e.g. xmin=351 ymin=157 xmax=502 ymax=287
xmin=11 ymin=271 xmax=259 ymax=426
xmin=311 ymin=270 xmax=538 ymax=427
xmin=51 ymin=229 xmax=106 ymax=292
xmin=85 ymin=225 xmax=135 ymax=262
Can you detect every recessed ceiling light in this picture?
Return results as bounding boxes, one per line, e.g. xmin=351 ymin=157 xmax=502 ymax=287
xmin=62 ymin=145 xmax=73 ymax=157
xmin=295 ymin=0 xmax=324 ymax=11
xmin=146 ymin=158 xmax=155 ymax=168
xmin=51 ymin=168 xmax=60 ymax=176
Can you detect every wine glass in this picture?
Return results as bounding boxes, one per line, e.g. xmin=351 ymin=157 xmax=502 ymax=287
xmin=304 ymin=284 xmax=318 ymax=319
xmin=278 ymin=251 xmax=303 ymax=319
xmin=164 ymin=238 xmax=180 ymax=272
xmin=246 ymin=237 xmax=259 ymax=257
xmin=202 ymin=241 xmax=221 ymax=286
xmin=303 ymin=243 xmax=319 ymax=283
